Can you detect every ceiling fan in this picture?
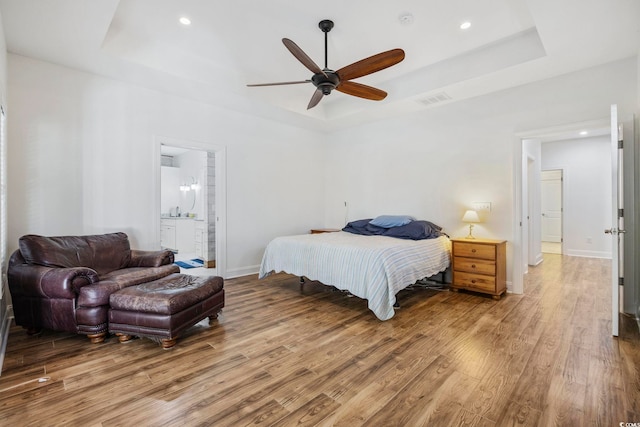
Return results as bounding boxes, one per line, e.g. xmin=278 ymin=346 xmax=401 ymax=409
xmin=247 ymin=19 xmax=405 ymax=110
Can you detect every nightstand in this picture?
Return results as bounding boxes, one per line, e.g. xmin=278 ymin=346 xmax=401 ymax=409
xmin=450 ymin=238 xmax=506 ymax=300
xmin=310 ymin=228 xmax=341 ymax=234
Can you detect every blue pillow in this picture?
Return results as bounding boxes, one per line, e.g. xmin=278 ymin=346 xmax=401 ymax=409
xmin=383 ymin=221 xmax=443 ymax=240
xmin=342 ymin=219 xmax=377 ymax=235
xmin=369 ymin=215 xmax=415 ymax=228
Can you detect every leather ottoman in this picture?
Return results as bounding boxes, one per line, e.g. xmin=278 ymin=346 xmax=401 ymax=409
xmin=108 ymin=273 xmax=224 ymax=348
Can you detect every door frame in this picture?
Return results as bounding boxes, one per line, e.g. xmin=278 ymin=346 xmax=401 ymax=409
xmin=513 ymin=117 xmax=611 ymax=295
xmin=610 ymin=105 xmax=620 ymax=336
xmin=153 ymin=135 xmax=227 ymax=279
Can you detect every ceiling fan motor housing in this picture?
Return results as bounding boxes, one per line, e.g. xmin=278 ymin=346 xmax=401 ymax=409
xmin=312 ymin=71 xmax=340 ymax=95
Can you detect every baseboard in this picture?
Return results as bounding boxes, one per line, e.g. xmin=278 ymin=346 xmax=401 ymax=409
xmin=226 ymin=265 xmax=260 ymax=279
xmin=534 ymin=253 xmax=544 ymax=266
xmin=564 ymin=249 xmax=612 ymax=259
xmin=0 ymin=304 xmax=13 ymax=376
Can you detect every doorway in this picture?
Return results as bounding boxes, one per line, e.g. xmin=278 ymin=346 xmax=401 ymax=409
xmin=515 ymin=113 xmax=637 ymax=336
xmin=154 ymin=136 xmax=227 ymax=279
xmin=513 ymin=118 xmax=611 ymax=295
xmin=540 ymin=169 xmax=562 ymax=254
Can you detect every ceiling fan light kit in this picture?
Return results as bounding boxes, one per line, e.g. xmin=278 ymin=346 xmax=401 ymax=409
xmin=247 ymin=19 xmax=405 ymax=110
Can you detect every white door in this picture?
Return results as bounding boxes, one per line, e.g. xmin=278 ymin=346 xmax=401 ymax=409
xmin=541 ymin=170 xmax=562 ymax=243
xmin=607 ymin=104 xmax=623 ymax=337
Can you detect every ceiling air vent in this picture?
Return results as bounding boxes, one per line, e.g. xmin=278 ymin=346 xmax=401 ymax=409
xmin=418 ymin=92 xmax=452 ymax=106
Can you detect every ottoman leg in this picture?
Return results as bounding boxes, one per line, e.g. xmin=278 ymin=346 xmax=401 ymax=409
xmin=116 ymin=333 xmax=133 ymax=343
xmin=161 ymin=338 xmax=177 ymax=349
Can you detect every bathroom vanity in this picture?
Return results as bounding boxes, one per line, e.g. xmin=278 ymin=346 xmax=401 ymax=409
xmin=160 ymin=217 xmax=195 ymax=254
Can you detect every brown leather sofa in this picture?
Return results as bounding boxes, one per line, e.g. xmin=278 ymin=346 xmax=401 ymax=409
xmin=7 ymin=232 xmax=180 ymax=343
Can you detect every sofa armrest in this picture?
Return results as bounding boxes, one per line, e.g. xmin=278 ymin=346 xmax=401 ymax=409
xmin=77 ymin=280 xmax=122 ymax=307
xmin=128 ymin=249 xmax=174 ymax=267
xmin=8 ymin=264 xmax=99 ymax=299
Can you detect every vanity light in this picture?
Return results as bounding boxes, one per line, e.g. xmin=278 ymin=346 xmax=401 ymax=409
xmin=180 ymin=177 xmax=199 ymax=192
xmin=189 ymin=176 xmax=200 ymax=190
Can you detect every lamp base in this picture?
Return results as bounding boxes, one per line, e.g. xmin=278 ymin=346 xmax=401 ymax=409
xmin=465 ymin=224 xmax=476 ymax=239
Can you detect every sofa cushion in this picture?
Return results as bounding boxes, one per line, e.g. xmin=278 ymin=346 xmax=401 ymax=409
xmin=100 ymin=264 xmax=181 ymax=287
xmin=19 ymin=232 xmax=132 ymax=276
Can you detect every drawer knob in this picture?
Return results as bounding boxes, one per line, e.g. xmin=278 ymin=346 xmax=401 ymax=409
xmin=471 ymin=249 xmax=476 ymax=253
xmin=471 ymin=279 xmax=476 ymax=284
xmin=471 ymin=264 xmax=476 ymax=268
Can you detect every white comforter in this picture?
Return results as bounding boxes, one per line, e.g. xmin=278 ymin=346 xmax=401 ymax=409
xmin=258 ymin=231 xmax=451 ymax=320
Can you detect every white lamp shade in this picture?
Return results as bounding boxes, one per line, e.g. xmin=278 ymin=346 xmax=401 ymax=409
xmin=462 ymin=210 xmax=480 ymax=223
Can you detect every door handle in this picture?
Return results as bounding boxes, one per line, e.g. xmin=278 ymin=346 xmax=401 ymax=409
xmin=605 ymin=228 xmax=625 ymax=235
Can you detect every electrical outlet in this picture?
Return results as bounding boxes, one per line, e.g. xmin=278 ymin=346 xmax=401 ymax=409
xmin=472 ymin=202 xmax=492 ymax=212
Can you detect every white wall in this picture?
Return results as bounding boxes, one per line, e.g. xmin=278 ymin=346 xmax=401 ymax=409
xmin=7 ymin=54 xmax=327 ymax=277
xmin=160 ymin=166 xmax=180 ymax=214
xmin=541 ymin=135 xmax=612 ymax=257
xmin=324 ymin=58 xmax=638 ymax=288
xmin=5 ymin=53 xmax=639 ymax=285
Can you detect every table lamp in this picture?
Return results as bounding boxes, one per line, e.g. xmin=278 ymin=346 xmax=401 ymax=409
xmin=462 ymin=209 xmax=480 ymax=239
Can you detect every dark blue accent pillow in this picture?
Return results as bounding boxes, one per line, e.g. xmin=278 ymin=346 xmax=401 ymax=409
xmin=382 ymin=220 xmax=443 ymax=240
xmin=343 ymin=218 xmax=443 ymax=240
xmin=342 ymin=219 xmax=375 ymax=235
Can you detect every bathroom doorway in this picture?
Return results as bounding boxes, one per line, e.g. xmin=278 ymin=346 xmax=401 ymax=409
xmin=155 ymin=137 xmax=226 ymax=278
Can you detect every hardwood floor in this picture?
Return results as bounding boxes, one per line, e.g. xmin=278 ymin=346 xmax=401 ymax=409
xmin=1 ymin=254 xmax=639 ymax=426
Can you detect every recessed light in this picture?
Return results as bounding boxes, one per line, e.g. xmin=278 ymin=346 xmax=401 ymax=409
xmin=460 ymin=21 xmax=471 ymax=30
xmin=179 ymin=16 xmax=191 ymax=26
xmin=579 ymin=131 xmax=589 ymax=135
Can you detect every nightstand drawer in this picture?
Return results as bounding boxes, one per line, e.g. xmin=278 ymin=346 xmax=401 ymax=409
xmin=454 ymin=257 xmax=495 ymax=275
xmin=454 ymin=272 xmax=496 ymax=292
xmin=454 ymin=242 xmax=496 ymax=260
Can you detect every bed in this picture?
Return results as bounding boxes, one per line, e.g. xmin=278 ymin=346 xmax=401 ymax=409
xmin=258 ymin=218 xmax=451 ymax=320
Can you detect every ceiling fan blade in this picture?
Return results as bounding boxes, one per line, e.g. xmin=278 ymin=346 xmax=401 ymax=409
xmin=247 ymin=80 xmax=311 ymax=87
xmin=336 ymin=81 xmax=387 ymax=101
xmin=336 ymin=48 xmax=405 ymax=81
xmin=282 ymin=38 xmax=327 ymax=77
xmin=307 ymin=89 xmax=324 ymax=110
